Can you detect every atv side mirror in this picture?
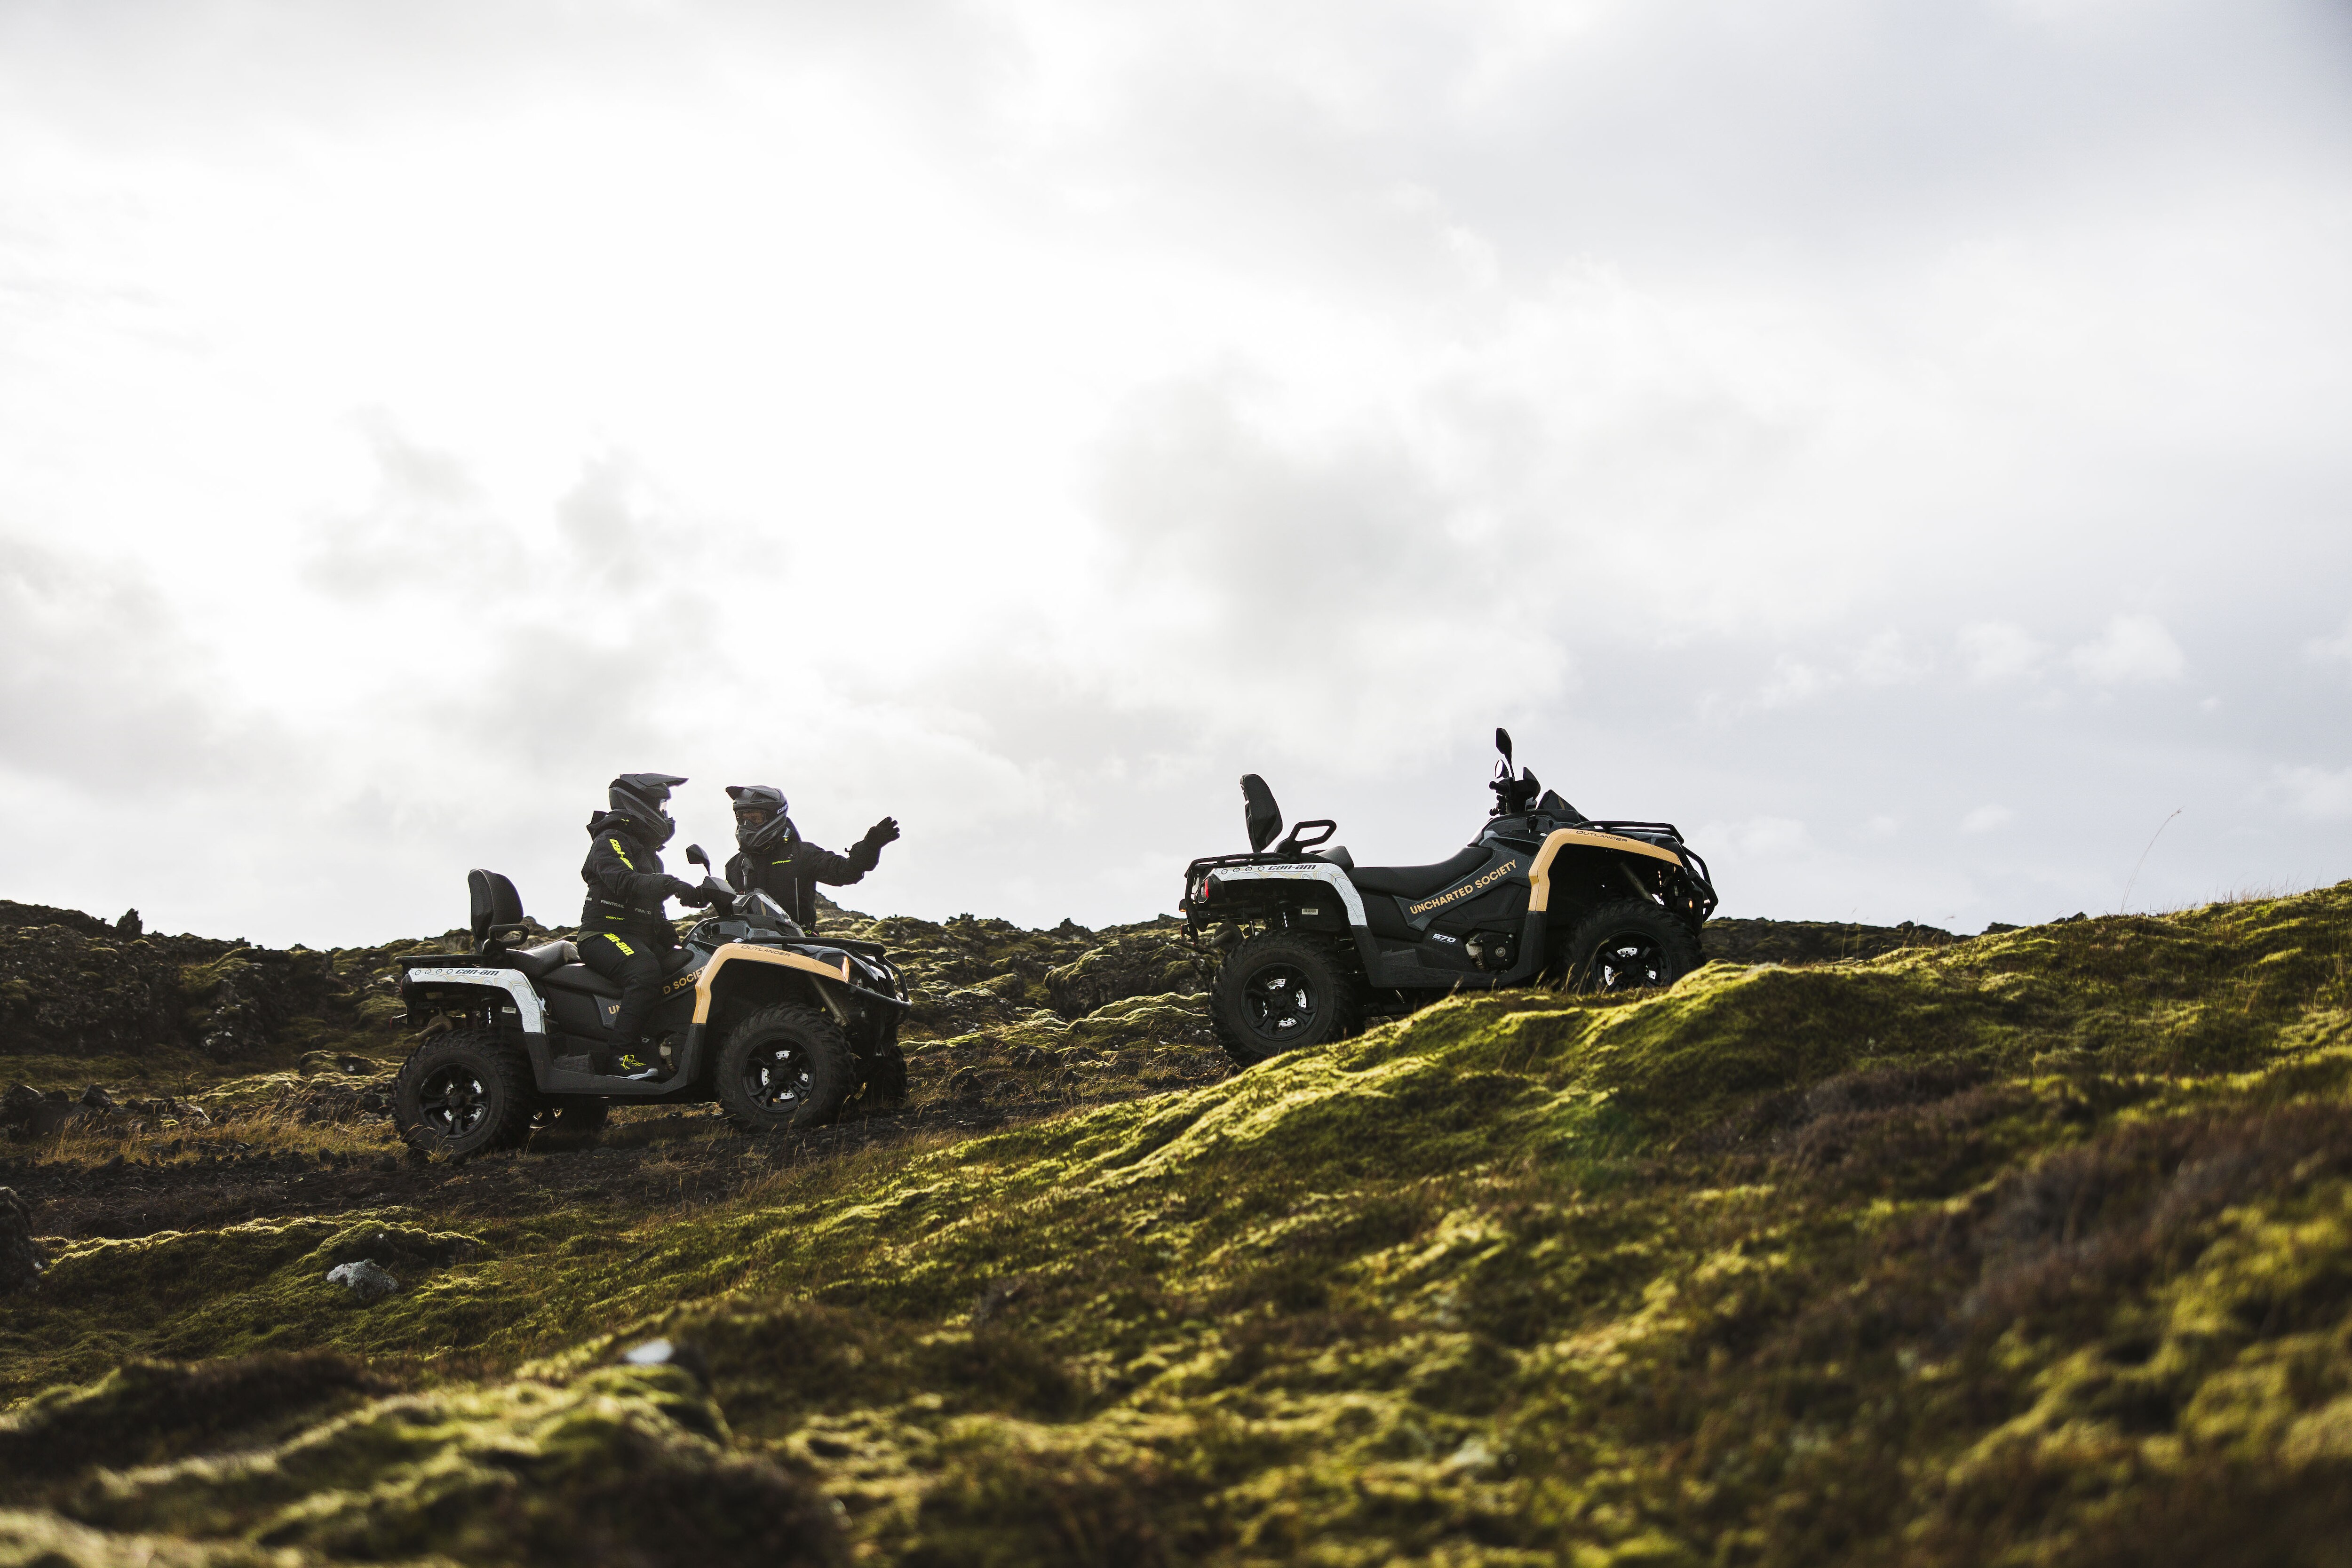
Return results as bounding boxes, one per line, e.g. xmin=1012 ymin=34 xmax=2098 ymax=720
xmin=1495 ymin=727 xmax=1513 ymax=768
xmin=685 ymin=844 xmax=709 ymax=869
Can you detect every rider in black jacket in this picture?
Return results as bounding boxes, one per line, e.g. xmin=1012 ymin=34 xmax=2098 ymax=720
xmin=579 ymin=772 xmax=707 ymax=1074
xmin=723 ymin=785 xmax=898 ymax=932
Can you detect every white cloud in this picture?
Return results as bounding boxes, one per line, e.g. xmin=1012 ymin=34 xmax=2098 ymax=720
xmin=1757 ymin=658 xmax=1836 ymax=708
xmin=2275 ymin=766 xmax=2352 ymax=820
xmin=2310 ymin=621 xmax=2352 ymax=675
xmin=1700 ymin=817 xmax=1816 ymax=858
xmin=2066 ymin=614 xmax=2185 ymax=685
xmin=1961 ymin=804 xmax=2015 ymax=833
xmin=1957 ymin=622 xmax=2044 ymax=683
xmin=1851 ymin=630 xmax=1930 ymax=687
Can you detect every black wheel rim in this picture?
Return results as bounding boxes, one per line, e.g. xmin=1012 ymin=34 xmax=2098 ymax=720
xmin=418 ymin=1064 xmax=491 ymax=1137
xmin=1242 ymin=962 xmax=1318 ymax=1044
xmin=743 ymin=1041 xmax=813 ymax=1112
xmin=1590 ymin=932 xmax=1670 ymax=991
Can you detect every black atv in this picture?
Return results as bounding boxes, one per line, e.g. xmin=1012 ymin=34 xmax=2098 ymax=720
xmin=391 ymin=846 xmax=911 ymax=1157
xmin=1181 ymin=729 xmax=1718 ymax=1066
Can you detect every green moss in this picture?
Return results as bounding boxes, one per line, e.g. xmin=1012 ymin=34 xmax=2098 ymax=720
xmin=10 ymin=887 xmax=2352 ymax=1562
xmin=50 ymin=1365 xmax=841 ymax=1566
xmin=0 ymin=1510 xmax=296 ymax=1566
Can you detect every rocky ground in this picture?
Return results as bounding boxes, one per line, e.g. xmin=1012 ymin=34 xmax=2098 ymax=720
xmin=14 ymin=888 xmax=2334 ymax=1565
xmin=0 ymin=894 xmax=1945 ymax=1252
xmin=0 ymin=891 xmax=1242 ymax=1250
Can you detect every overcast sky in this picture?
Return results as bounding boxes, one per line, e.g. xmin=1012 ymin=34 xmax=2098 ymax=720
xmin=4 ymin=0 xmax=2350 ymax=947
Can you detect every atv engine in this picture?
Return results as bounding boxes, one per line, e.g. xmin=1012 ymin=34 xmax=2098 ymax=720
xmin=1464 ymin=929 xmax=1517 ymax=972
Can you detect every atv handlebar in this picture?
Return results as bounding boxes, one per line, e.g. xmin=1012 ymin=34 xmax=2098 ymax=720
xmin=681 ymin=844 xmax=740 ymax=915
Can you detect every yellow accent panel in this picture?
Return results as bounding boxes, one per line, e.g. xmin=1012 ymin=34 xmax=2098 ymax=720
xmin=609 ymin=837 xmax=636 ymax=868
xmin=1528 ymin=829 xmax=1682 ymax=914
xmin=690 ymin=943 xmax=850 ymax=1025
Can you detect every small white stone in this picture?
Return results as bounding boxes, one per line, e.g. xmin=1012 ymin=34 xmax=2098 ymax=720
xmin=327 ymin=1259 xmax=399 ymax=1302
xmin=1444 ymin=1437 xmax=1498 ymax=1474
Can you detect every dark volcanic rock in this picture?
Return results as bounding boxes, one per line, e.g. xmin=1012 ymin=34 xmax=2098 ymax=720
xmin=1703 ymin=918 xmax=1955 ymax=965
xmin=0 ymin=899 xmax=432 ymax=1066
xmin=0 ymin=1186 xmax=42 ymax=1292
xmin=0 ymin=923 xmax=185 ymax=1059
xmin=179 ymin=945 xmax=350 ymax=1062
xmin=816 ymin=897 xmax=1206 ymax=1039
xmin=1044 ymin=929 xmax=1211 ymax=1019
xmin=0 ymin=900 xmax=120 ymax=938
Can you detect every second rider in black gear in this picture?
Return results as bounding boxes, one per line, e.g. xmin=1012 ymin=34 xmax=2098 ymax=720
xmin=724 ymin=785 xmax=899 ymax=932
xmin=579 ymin=772 xmax=708 ymax=1075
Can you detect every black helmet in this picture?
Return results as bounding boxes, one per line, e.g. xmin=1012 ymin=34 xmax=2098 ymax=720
xmin=609 ymin=772 xmax=687 ymax=847
xmin=726 ymin=784 xmax=793 ymax=853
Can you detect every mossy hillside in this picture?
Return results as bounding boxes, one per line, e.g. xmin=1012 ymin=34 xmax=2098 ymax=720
xmin=898 ymin=990 xmax=1225 ymax=1120
xmin=4 ymin=1218 xmax=507 ymax=1400
xmin=6 ymin=884 xmax=2352 ymax=1565
xmin=6 ymin=1362 xmax=842 ymax=1567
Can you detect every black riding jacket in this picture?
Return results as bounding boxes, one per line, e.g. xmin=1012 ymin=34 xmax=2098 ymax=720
xmin=580 ymin=811 xmax=684 ymax=947
xmin=726 ymin=822 xmax=876 ymax=930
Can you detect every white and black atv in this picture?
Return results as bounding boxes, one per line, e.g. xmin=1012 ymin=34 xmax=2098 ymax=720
xmin=391 ymin=846 xmax=910 ymax=1157
xmin=1181 ymin=729 xmax=1718 ymax=1067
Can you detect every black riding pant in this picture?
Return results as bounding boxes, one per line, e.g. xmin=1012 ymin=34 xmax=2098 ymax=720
xmin=578 ymin=930 xmax=665 ymax=1053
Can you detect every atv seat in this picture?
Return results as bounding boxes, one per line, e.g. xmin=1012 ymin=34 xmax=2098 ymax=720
xmin=543 ymin=963 xmax=621 ymax=998
xmin=502 ymin=939 xmax=578 ymax=980
xmin=539 ymin=946 xmax=696 ymax=995
xmin=1347 ymin=844 xmax=1487 ymax=899
xmin=1312 ymin=846 xmax=1354 ymax=869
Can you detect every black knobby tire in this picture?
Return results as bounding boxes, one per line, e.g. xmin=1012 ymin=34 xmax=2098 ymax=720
xmin=1210 ymin=930 xmax=1366 ymax=1069
xmin=393 ymin=1030 xmax=538 ymax=1158
xmin=531 ymin=1099 xmax=610 ymax=1141
xmin=715 ymin=1003 xmax=854 ymax=1133
xmin=1561 ymin=899 xmax=1702 ymax=994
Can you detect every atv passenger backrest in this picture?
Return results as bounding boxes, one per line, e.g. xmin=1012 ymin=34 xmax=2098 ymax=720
xmin=467 ymin=869 xmax=527 ymax=952
xmin=1240 ymin=774 xmax=1283 ymax=854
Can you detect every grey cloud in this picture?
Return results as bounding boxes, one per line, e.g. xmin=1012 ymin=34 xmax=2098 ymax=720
xmin=2274 ymin=766 xmax=2352 ymax=820
xmin=301 ymin=414 xmax=516 ymax=598
xmin=2066 ymin=615 xmax=2185 ymax=685
xmin=2307 ymin=621 xmax=2352 ymax=675
xmin=1082 ymin=373 xmax=1583 ymax=759
xmin=379 ymin=451 xmax=728 ymax=779
xmin=555 ymin=452 xmax=688 ymax=592
xmin=1092 ymin=374 xmax=1461 ymax=611
xmin=0 ymin=533 xmax=286 ymax=790
xmin=983 ymin=1 xmax=2352 ymax=298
